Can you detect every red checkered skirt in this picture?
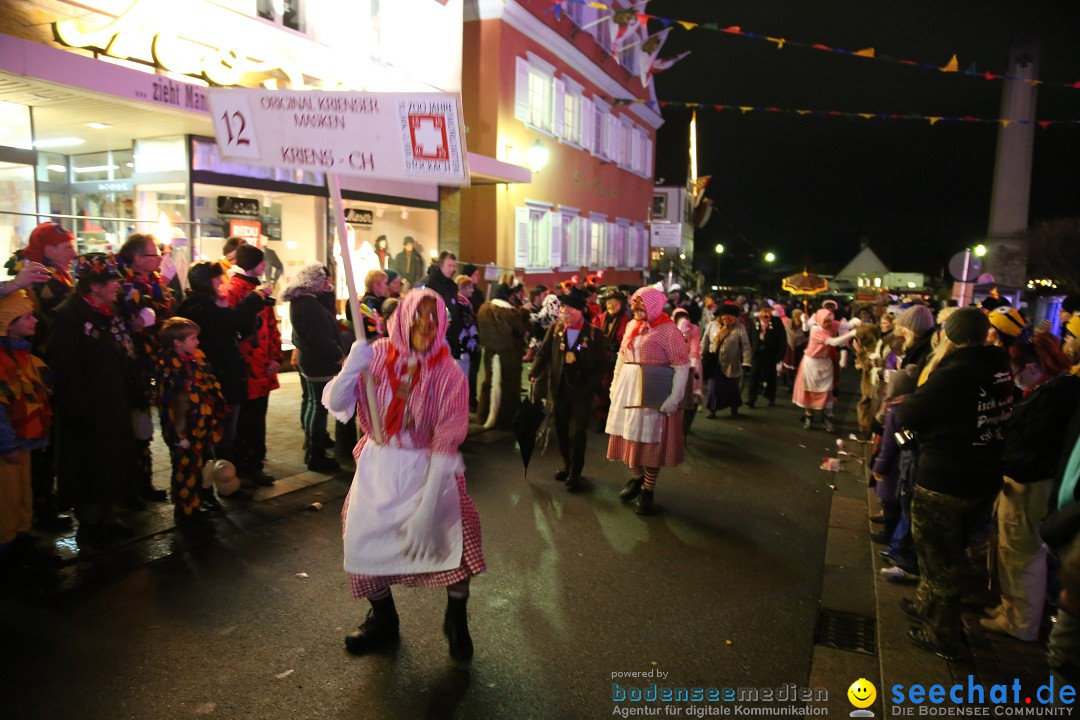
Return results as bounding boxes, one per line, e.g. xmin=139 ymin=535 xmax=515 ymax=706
xmin=606 ymin=411 xmax=684 ymax=468
xmin=345 ymin=473 xmax=486 ymax=599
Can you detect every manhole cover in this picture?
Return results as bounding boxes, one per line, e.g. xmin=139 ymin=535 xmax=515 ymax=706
xmin=815 ymin=609 xmax=877 ymax=655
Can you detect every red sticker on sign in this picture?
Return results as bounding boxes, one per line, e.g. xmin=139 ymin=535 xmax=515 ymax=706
xmin=408 ymin=114 xmax=449 ymax=161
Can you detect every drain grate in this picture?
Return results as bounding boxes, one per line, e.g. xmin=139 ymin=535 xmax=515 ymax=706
xmin=814 ymin=609 xmax=877 ymax=655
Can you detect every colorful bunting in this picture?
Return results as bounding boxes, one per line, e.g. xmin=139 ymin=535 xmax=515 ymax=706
xmin=940 ymin=54 xmax=959 ymax=72
xmin=638 ymin=27 xmax=672 ymax=87
xmin=649 ymin=50 xmax=691 ymax=75
xmin=603 ymin=95 xmax=1079 ymax=128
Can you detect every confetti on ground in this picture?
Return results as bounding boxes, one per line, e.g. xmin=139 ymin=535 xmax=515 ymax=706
xmin=307 ymin=502 xmax=323 ymax=511
xmin=725 ymin=640 xmax=733 ymax=646
xmin=275 ymin=669 xmax=295 ymax=679
xmin=295 ymin=572 xmax=309 ymax=579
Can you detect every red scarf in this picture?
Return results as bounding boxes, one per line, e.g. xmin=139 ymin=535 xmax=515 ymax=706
xmin=83 ymin=295 xmax=116 ymax=317
xmin=383 ymin=342 xmax=450 ymax=439
xmin=624 ymin=312 xmax=673 ymax=347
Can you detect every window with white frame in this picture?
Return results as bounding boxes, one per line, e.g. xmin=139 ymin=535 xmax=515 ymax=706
xmin=611 ymin=220 xmax=629 ymax=268
xmin=588 ymin=214 xmax=607 ymax=268
xmin=257 ymin=0 xmax=305 ymax=32
xmin=515 ymin=202 xmax=555 ymax=270
xmin=591 ymin=97 xmax=611 ymax=161
xmin=628 ymin=222 xmax=647 ymax=269
xmin=619 ymin=117 xmax=633 ymax=170
xmin=637 ymin=224 xmax=651 ymax=268
xmin=515 ymin=55 xmax=556 ymax=134
xmin=631 ymin=126 xmax=644 ymax=175
xmin=559 ymin=208 xmax=580 ymax=269
xmin=559 ymin=78 xmax=584 ymax=147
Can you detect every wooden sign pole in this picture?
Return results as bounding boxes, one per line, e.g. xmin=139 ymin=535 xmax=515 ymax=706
xmin=328 ymin=173 xmax=384 ymax=445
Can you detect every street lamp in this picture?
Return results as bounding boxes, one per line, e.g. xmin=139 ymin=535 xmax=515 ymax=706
xmin=764 ymin=251 xmax=776 ymax=263
xmin=714 ymin=243 xmax=725 ymax=255
xmin=974 ymin=244 xmax=987 ymax=257
xmin=714 ymin=243 xmax=724 ymax=285
xmin=526 ymin=140 xmax=549 ymax=173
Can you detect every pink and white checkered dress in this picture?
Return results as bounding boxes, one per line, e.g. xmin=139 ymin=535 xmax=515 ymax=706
xmin=606 ymin=294 xmax=690 ymax=469
xmin=342 ymin=290 xmax=486 ymax=599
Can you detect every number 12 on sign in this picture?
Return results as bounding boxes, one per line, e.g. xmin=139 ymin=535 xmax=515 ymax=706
xmin=210 ymin=95 xmax=261 ymax=161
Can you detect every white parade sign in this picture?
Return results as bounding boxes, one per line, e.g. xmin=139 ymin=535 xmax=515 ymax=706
xmin=206 ymin=88 xmax=470 ymax=186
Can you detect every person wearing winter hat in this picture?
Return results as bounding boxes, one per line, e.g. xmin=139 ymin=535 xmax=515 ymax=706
xmin=987 ymin=305 xmax=1027 ymax=347
xmin=5 ymin=224 xmax=79 ymax=532
xmin=224 ymin=245 xmax=283 ymax=486
xmin=284 ymin=264 xmax=344 ymax=473
xmin=49 ymin=254 xmax=144 ymax=544
xmin=384 ymin=268 xmax=402 ymax=299
xmin=529 ymin=292 xmax=605 ymax=490
xmin=1060 ymin=295 xmax=1080 ymax=327
xmin=897 ymin=307 xmax=1013 ymax=661
xmin=0 ymin=290 xmax=58 ymax=568
xmin=702 ymin=302 xmax=751 ymax=419
xmin=894 ymin=305 xmax=936 ymax=369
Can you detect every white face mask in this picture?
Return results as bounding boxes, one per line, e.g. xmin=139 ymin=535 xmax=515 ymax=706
xmin=1013 ymin=362 xmax=1041 ymax=391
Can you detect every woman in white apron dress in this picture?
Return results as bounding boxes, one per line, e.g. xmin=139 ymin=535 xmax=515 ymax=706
xmin=323 ymin=289 xmax=484 ymax=663
xmin=792 ymin=308 xmax=857 ymax=432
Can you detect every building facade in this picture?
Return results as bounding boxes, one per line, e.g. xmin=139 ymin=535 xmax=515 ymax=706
xmin=460 ymin=0 xmax=662 ymax=290
xmin=0 ymin=0 xmax=527 ymax=339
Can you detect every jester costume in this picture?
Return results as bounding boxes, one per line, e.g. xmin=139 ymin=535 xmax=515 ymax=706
xmin=118 ymin=260 xmax=176 ymax=500
xmin=157 ymin=348 xmax=227 ymax=516
xmin=0 ymin=300 xmax=52 ymax=546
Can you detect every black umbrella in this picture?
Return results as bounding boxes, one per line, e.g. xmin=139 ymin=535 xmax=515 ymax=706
xmin=513 ymin=391 xmax=548 ymax=476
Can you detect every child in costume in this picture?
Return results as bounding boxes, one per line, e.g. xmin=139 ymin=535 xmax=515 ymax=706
xmin=156 ymin=317 xmax=228 ymax=523
xmin=0 ymin=291 xmax=54 ymax=567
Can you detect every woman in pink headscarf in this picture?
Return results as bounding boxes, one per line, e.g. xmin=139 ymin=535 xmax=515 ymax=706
xmin=323 ymin=289 xmax=484 ymax=663
xmin=792 ymin=308 xmax=857 ymax=432
xmin=606 ymin=287 xmax=690 ymax=515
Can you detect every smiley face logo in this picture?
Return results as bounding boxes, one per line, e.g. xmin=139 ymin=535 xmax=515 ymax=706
xmin=847 ymin=678 xmax=877 ymax=709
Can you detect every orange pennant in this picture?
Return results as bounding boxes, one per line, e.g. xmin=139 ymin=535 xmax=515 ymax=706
xmin=940 ymin=54 xmax=959 ymax=72
xmin=854 ymin=48 xmax=875 ymax=58
xmin=858 ymin=113 xmax=874 ymax=120
xmin=766 ymin=36 xmax=786 ymax=49
xmin=796 ymin=109 xmax=811 ymax=115
xmin=1000 ymin=119 xmax=1013 ymax=128
xmin=928 ymin=117 xmax=942 ymax=126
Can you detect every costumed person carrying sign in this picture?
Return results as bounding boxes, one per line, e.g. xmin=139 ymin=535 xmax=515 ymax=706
xmin=606 ymin=287 xmax=690 ymax=515
xmin=323 ymin=289 xmax=485 ymax=662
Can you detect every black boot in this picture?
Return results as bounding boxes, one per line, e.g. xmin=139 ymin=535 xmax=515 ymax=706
xmin=619 ymin=476 xmax=644 ymax=502
xmin=634 ymin=489 xmax=654 ymax=515
xmin=200 ymin=486 xmax=223 ymax=511
xmin=444 ymin=595 xmax=474 ymax=663
xmin=345 ymin=594 xmax=400 ymax=655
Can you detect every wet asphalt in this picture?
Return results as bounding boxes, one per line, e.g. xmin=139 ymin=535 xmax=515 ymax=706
xmin=1 ymin=384 xmax=862 ymax=720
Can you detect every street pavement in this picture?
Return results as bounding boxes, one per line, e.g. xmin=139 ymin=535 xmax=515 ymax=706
xmin=0 ymin=369 xmax=1055 ymax=719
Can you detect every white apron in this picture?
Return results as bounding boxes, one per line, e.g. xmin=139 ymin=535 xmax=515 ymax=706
xmin=343 ymin=442 xmax=463 ymax=575
xmin=800 ymin=356 xmax=834 ymax=393
xmin=605 ymin=363 xmax=663 ymax=444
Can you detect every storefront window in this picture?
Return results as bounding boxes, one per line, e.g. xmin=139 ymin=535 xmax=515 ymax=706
xmin=0 ymin=101 xmax=32 ymax=150
xmin=71 ymin=149 xmax=135 ymax=182
xmin=35 ymin=152 xmax=68 ymax=184
xmin=0 ymin=163 xmax=36 ymax=259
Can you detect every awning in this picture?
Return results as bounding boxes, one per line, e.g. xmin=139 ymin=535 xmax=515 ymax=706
xmin=467 ymin=152 xmax=531 ymax=185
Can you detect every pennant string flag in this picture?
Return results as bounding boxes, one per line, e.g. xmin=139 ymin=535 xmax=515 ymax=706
xmin=550 ymin=3 xmax=1080 ymax=93
xmin=601 ymin=95 xmax=1080 ymax=128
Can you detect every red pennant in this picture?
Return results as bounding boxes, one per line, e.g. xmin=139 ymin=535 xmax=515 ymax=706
xmin=722 ymin=26 xmax=742 ymax=34
xmin=1038 ymin=121 xmax=1052 ymax=129
xmin=714 ymin=104 xmax=726 ymax=111
xmin=961 ymin=115 xmax=979 ymax=122
xmin=811 ymin=44 xmax=832 ymax=51
xmin=984 ymin=71 xmax=1001 ymax=81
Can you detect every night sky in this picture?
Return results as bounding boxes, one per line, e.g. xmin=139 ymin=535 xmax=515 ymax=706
xmin=648 ymin=0 xmax=1080 ymax=284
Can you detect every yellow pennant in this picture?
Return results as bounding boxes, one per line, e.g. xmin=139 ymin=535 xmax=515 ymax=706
xmin=677 ymin=20 xmax=698 ymax=30
xmin=940 ymin=54 xmax=959 ymax=72
xmin=854 ymin=48 xmax=875 ymax=58
xmin=739 ymin=106 xmax=753 ymax=113
xmin=928 ymin=117 xmax=942 ymax=126
xmin=796 ymin=109 xmax=811 ymax=115
xmin=766 ymin=36 xmax=785 ymax=49
xmin=1000 ymin=119 xmax=1013 ymax=128
xmin=587 ymin=2 xmax=608 ymax=8
xmin=858 ymin=113 xmax=874 ymax=120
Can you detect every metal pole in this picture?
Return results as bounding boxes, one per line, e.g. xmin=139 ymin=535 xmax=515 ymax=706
xmin=960 ymin=248 xmax=971 ymax=306
xmin=328 ymin=173 xmax=383 ymax=445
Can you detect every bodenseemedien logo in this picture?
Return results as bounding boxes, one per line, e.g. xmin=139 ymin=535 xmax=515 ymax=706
xmin=848 ymin=678 xmax=877 ymax=717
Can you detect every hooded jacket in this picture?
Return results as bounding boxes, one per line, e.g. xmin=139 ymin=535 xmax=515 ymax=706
xmin=898 ymin=344 xmax=1013 ymax=497
xmin=283 ymin=267 xmax=344 ymax=380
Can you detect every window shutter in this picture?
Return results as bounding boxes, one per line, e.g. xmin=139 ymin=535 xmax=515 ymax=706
xmin=580 ymin=97 xmax=594 ymax=153
xmin=553 ymin=78 xmax=566 ymax=139
xmin=644 ymin=136 xmax=654 ymax=177
xmin=631 ymin=128 xmax=642 ymax=175
xmin=549 ymin=212 xmax=562 ymax=268
xmin=538 ymin=211 xmax=552 ymax=267
xmin=606 ymin=221 xmax=616 ymax=266
xmin=606 ymin=115 xmax=618 ymax=162
xmin=515 ymin=207 xmax=530 ymax=267
xmin=514 ymin=57 xmax=530 ymax=122
xmin=640 ymin=225 xmax=650 ymax=267
xmin=578 ymin=217 xmax=590 ymax=267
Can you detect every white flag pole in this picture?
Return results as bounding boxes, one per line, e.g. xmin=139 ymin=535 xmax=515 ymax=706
xmin=328 ymin=172 xmax=384 ymax=445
